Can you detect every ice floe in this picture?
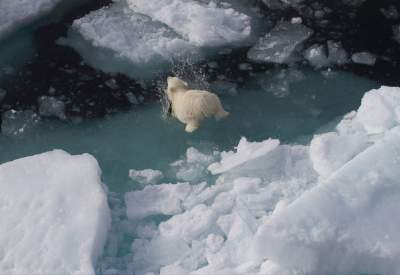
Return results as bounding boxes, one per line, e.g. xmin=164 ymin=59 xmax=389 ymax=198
xmin=62 ymin=0 xmax=259 ymax=79
xmin=248 ymin=21 xmax=314 ymax=64
xmin=62 ymin=2 xmax=199 ymax=80
xmin=0 ymin=150 xmax=110 ymax=275
xmin=122 ymin=86 xmax=400 ymax=274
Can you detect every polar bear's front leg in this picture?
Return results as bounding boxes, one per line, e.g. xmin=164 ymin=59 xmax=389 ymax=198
xmin=185 ymin=120 xmax=200 ymax=133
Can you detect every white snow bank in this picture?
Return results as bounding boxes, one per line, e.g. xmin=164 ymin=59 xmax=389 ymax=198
xmin=0 ymin=0 xmax=63 ymax=39
xmin=0 ymin=150 xmax=110 ymax=275
xmin=127 ymin=0 xmax=252 ymax=47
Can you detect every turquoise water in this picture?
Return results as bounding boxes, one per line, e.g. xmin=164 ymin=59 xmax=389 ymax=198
xmin=0 ymin=69 xmax=378 ymax=193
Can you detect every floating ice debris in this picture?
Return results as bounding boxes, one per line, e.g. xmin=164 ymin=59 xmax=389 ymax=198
xmin=351 ymin=51 xmax=376 ymax=66
xmin=129 ymin=169 xmax=163 ymax=185
xmin=380 ymin=5 xmax=399 ymax=20
xmin=1 ymin=109 xmax=40 ymax=136
xmin=125 ymin=182 xmax=192 ymax=219
xmin=248 ymin=21 xmax=314 ymax=64
xmin=304 ymin=44 xmax=329 ymax=68
xmin=126 ymin=0 xmax=252 ymax=47
xmin=122 ymin=86 xmax=400 ymax=274
xmin=327 ymin=40 xmax=348 ymax=65
xmin=257 ymin=68 xmax=305 ymax=98
xmin=170 ymin=147 xmax=218 ymax=182
xmin=0 ymin=150 xmax=110 ymax=275
xmin=38 ymin=96 xmax=66 ymax=120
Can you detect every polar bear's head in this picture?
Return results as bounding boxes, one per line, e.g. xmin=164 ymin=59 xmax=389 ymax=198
xmin=166 ymin=77 xmax=189 ymax=101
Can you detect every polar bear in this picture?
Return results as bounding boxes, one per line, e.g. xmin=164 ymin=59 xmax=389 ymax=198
xmin=166 ymin=76 xmax=229 ymax=132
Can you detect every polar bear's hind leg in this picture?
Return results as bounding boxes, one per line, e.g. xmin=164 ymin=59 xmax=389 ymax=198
xmin=185 ymin=120 xmax=200 ymax=132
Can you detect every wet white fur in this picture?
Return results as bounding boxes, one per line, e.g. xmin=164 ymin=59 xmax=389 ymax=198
xmin=166 ymin=77 xmax=229 ymax=132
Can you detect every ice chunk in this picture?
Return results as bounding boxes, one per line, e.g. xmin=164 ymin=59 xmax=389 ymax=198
xmin=0 ymin=0 xmax=63 ymax=39
xmin=0 ymin=150 xmax=110 ymax=275
xmin=309 ymin=132 xmax=369 ymax=178
xmin=125 ymin=183 xmax=192 ymax=219
xmin=356 ymin=86 xmax=400 ymax=134
xmin=126 ymin=0 xmax=252 ymax=47
xmin=304 ymin=44 xmax=329 ymax=68
xmin=257 ymin=68 xmax=305 ymax=98
xmin=38 ymin=96 xmax=66 ymax=120
xmin=381 ymin=5 xmax=399 ymax=20
xmin=351 ymin=52 xmax=376 ymax=66
xmin=248 ymin=21 xmax=313 ymax=64
xmin=208 ymin=137 xmax=280 ymax=174
xmin=327 ymin=40 xmax=348 ymax=65
xmin=129 ymin=169 xmax=163 ymax=184
xmin=254 ymin=127 xmax=400 ymax=275
xmin=63 ymin=3 xmax=199 ymax=79
xmin=1 ymin=109 xmax=40 ymax=137
xmin=159 ymin=204 xmax=216 ymax=242
xmin=171 ymin=147 xmax=217 ymax=182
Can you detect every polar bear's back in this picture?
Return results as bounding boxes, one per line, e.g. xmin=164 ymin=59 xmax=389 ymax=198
xmin=174 ymin=89 xmax=221 ymax=122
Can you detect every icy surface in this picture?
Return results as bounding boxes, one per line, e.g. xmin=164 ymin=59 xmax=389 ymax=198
xmin=119 ymin=86 xmax=400 ymax=274
xmin=0 ymin=0 xmax=63 ymax=39
xmin=304 ymin=44 xmax=329 ymax=68
xmin=129 ymin=169 xmax=163 ymax=185
xmin=0 ymin=70 xmax=378 ymax=274
xmin=0 ymin=150 xmax=110 ymax=275
xmin=255 ymin=127 xmax=400 ymax=275
xmin=63 ymin=3 xmax=199 ymax=80
xmin=127 ymin=0 xmax=252 ymax=47
xmin=351 ymin=52 xmax=377 ymax=66
xmin=248 ymin=21 xmax=313 ymax=64
xmin=64 ymin=0 xmax=259 ymax=79
xmin=38 ymin=96 xmax=67 ymax=120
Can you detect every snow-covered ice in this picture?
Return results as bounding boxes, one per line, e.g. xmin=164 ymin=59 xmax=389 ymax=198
xmin=63 ymin=0 xmax=258 ymax=79
xmin=248 ymin=21 xmax=313 ymax=64
xmin=126 ymin=0 xmax=252 ymax=47
xmin=62 ymin=2 xmax=199 ymax=79
xmin=0 ymin=150 xmax=110 ymax=275
xmin=122 ymin=86 xmax=400 ymax=274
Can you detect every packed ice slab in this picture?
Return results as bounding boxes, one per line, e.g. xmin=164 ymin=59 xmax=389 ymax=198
xmin=248 ymin=21 xmax=314 ymax=64
xmin=62 ymin=2 xmax=199 ymax=79
xmin=63 ymin=0 xmax=257 ymax=79
xmin=120 ymin=86 xmax=400 ymax=275
xmin=126 ymin=0 xmax=252 ymax=47
xmin=0 ymin=150 xmax=110 ymax=275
